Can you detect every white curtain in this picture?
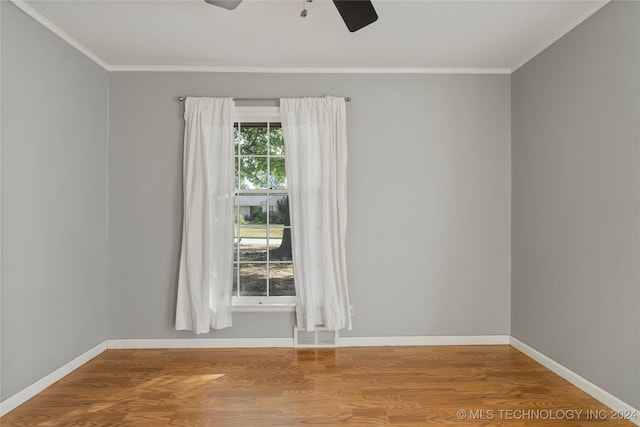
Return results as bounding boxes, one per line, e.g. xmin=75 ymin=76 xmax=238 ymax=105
xmin=175 ymin=97 xmax=235 ymax=334
xmin=280 ymin=96 xmax=352 ymax=332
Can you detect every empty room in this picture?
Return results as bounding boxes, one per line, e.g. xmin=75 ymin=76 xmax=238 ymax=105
xmin=1 ymin=0 xmax=639 ymax=425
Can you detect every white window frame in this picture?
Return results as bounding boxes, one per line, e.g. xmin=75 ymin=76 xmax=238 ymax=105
xmin=232 ymin=106 xmax=295 ymax=312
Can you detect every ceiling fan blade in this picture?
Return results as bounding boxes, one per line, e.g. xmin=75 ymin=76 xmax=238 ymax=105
xmin=204 ymin=0 xmax=243 ymax=11
xmin=332 ymin=0 xmax=378 ymax=32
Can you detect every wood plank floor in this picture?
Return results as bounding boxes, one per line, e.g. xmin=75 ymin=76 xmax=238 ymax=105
xmin=1 ymin=346 xmax=635 ymax=426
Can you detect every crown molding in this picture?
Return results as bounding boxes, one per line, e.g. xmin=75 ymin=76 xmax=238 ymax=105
xmin=512 ymin=0 xmax=609 ymax=72
xmin=10 ymin=0 xmax=609 ymax=75
xmin=8 ymin=0 xmax=513 ymax=75
xmin=11 ymin=0 xmax=513 ymax=74
xmin=107 ymin=65 xmax=512 ymax=74
xmin=10 ymin=0 xmax=111 ymax=71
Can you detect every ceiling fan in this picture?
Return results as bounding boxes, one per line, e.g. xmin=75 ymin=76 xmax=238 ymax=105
xmin=204 ymin=0 xmax=378 ymax=32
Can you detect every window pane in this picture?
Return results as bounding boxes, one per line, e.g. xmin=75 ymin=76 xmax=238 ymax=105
xmin=269 ymin=157 xmax=287 ymax=190
xmin=239 ymin=233 xmax=267 ymax=262
xmin=234 ymin=209 xmax=243 ymax=228
xmin=270 ymin=263 xmax=295 ymax=296
xmin=237 ymin=194 xmax=267 ymax=224
xmin=269 ymin=195 xmax=290 ymax=225
xmin=239 ymin=123 xmax=268 ymax=155
xmin=234 ymin=156 xmax=240 ymax=189
xmin=271 ymin=232 xmax=292 ymax=261
xmin=268 ymin=226 xmax=284 ymax=240
xmin=240 ymin=157 xmax=268 ymax=189
xmin=269 ymin=125 xmax=284 ymax=156
xmin=234 ymin=124 xmax=240 ymax=155
xmin=268 ymin=228 xmax=282 ymax=258
xmin=239 ymin=263 xmax=267 ymax=296
xmin=233 ymin=265 xmax=238 ymax=295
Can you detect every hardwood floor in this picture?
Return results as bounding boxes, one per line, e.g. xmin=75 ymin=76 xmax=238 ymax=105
xmin=1 ymin=345 xmax=635 ymax=426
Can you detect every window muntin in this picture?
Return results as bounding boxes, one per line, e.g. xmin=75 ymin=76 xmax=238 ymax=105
xmin=233 ymin=117 xmax=294 ymax=305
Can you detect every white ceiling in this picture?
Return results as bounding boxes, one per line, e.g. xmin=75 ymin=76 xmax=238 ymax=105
xmin=16 ymin=0 xmax=608 ymax=72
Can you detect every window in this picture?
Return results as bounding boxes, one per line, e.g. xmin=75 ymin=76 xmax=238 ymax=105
xmin=233 ymin=107 xmax=294 ymax=308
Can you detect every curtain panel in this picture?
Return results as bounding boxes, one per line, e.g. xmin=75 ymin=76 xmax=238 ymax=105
xmin=280 ymin=96 xmax=352 ymax=332
xmin=175 ymin=97 xmax=235 ymax=334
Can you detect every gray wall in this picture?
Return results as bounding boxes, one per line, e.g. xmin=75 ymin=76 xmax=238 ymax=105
xmin=108 ymin=72 xmax=511 ymax=339
xmin=512 ymin=1 xmax=640 ymax=409
xmin=0 ymin=2 xmax=109 ymax=401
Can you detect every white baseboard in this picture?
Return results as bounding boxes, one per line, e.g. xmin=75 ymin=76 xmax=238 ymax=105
xmin=510 ymin=337 xmax=640 ymax=426
xmin=107 ymin=338 xmax=294 ymax=349
xmin=0 ymin=341 xmax=107 ymax=417
xmin=339 ymin=335 xmax=511 ymax=347
xmin=107 ymin=335 xmax=510 ymax=350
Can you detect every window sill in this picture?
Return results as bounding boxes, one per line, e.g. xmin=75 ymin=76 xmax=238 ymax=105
xmin=232 ymin=303 xmax=296 ymax=313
